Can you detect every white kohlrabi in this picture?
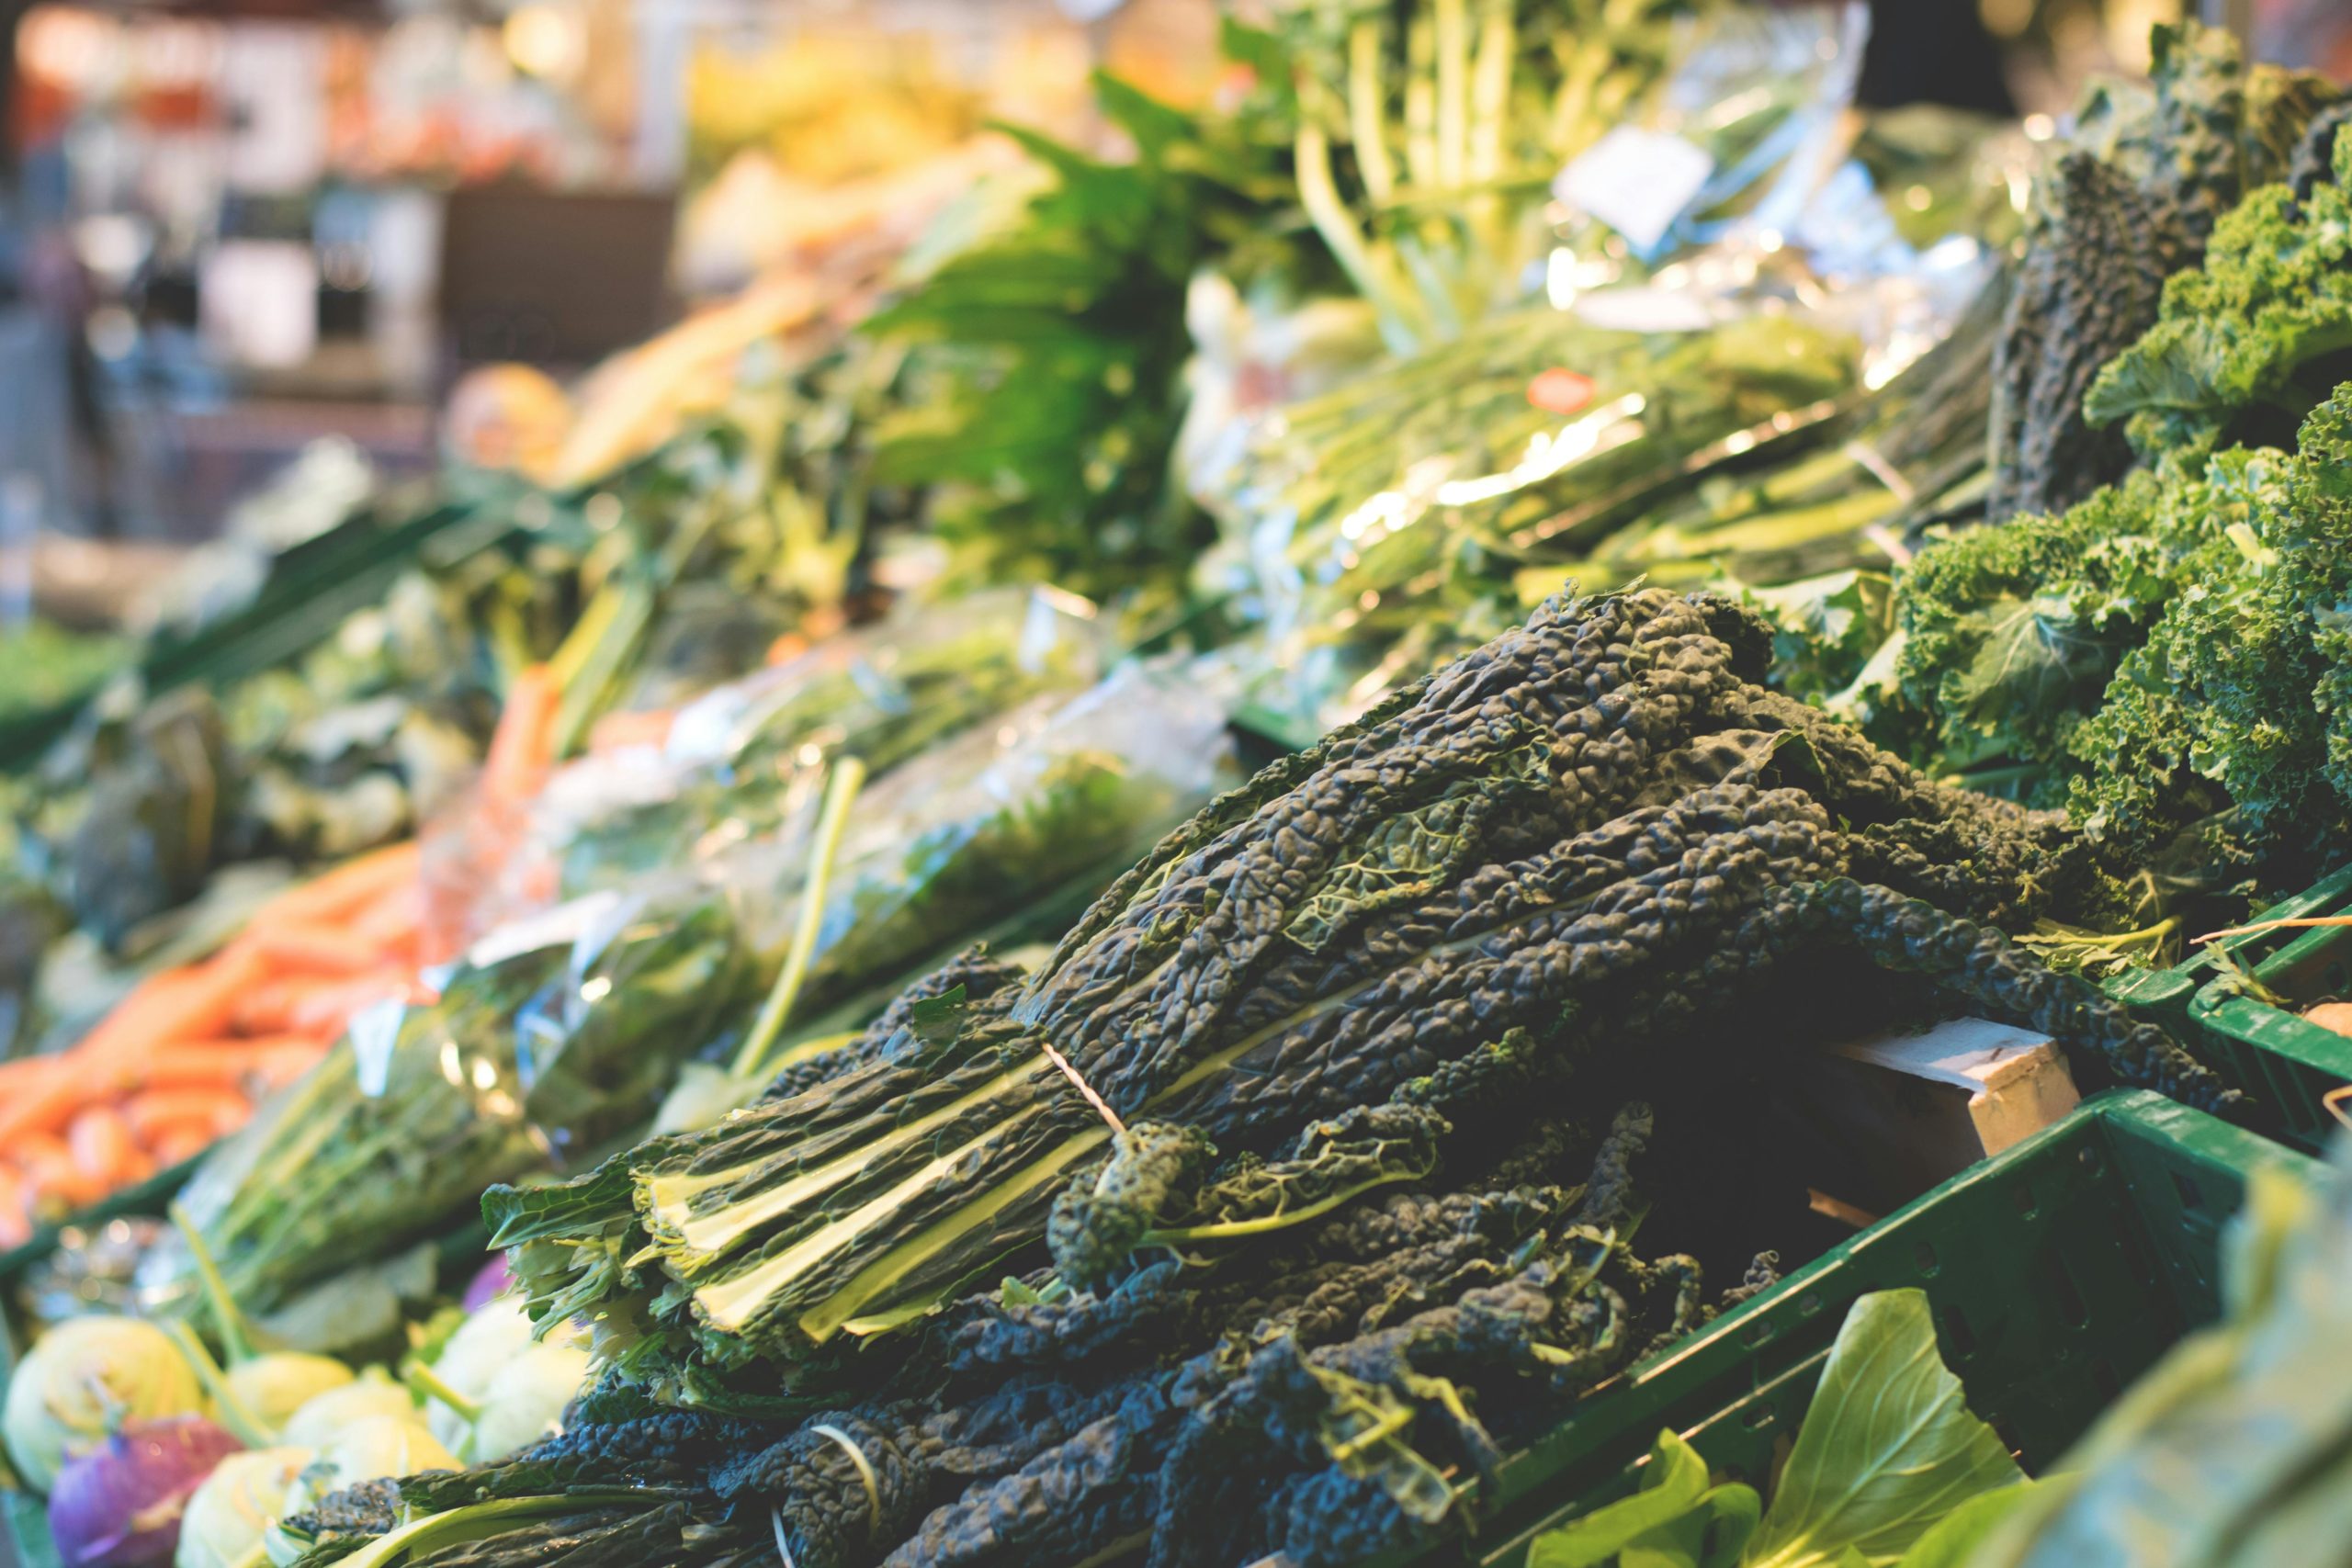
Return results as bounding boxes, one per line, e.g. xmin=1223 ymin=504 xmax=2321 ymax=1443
xmin=415 ymin=1296 xmax=591 ymax=1462
xmin=4 ymin=1316 xmax=208 ymax=1493
xmin=175 ymin=1446 xmax=313 ymax=1568
xmin=277 ymin=1371 xmax=418 ymax=1452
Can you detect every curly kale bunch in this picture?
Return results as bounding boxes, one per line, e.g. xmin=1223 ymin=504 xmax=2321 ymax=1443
xmin=1893 ymin=460 xmax=2220 ymax=790
xmin=1985 ymin=21 xmax=2341 ymax=523
xmin=1894 ymin=118 xmax=2352 ymax=878
xmin=1896 ymin=378 xmax=2352 ymax=875
xmin=2068 ymin=394 xmax=2352 ymax=859
xmin=2086 ymin=121 xmax=2352 ymax=464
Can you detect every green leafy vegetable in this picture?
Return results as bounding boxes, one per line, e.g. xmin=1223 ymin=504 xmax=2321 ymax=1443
xmin=1529 ymin=1290 xmax=2029 ymax=1568
xmin=866 ymin=73 xmax=1284 ymax=604
xmin=2086 ymin=124 xmax=2352 ymax=462
xmin=493 ymin=587 xmax=2225 ymax=1392
xmin=1745 ymin=1292 xmax=2023 ymax=1567
xmin=1528 ymin=1428 xmax=1758 ymax=1568
xmin=1985 ymin=21 xmax=2340 ymax=521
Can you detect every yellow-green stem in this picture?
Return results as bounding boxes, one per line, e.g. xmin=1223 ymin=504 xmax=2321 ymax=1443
xmin=732 ymin=756 xmax=871 ymax=1081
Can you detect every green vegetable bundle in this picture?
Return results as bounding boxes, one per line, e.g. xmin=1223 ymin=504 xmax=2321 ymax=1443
xmin=1984 ymin=22 xmax=2340 ymax=524
xmin=1213 ymin=308 xmax=1861 ymax=730
xmin=492 ymin=585 xmax=2224 ymax=1399
xmin=145 ymin=888 xmax=756 ymax=1319
xmin=139 ymin=654 xmax=1233 ymax=1325
xmin=537 ymin=588 xmax=1103 ymax=897
xmin=1890 ymin=128 xmax=2352 ymax=881
xmin=269 ymin=1107 xmax=1733 ymax=1568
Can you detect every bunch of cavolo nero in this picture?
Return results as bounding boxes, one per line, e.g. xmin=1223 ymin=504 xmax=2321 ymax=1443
xmin=248 ymin=584 xmax=2233 ymax=1568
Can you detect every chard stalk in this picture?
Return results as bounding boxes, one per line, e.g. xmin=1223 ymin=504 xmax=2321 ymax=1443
xmin=1296 ymin=106 xmax=1427 ymax=355
xmin=170 ymin=1200 xmax=260 ymax=1367
xmin=408 ymin=1359 xmax=485 ymax=1426
xmin=160 ymin=1322 xmax=274 ymax=1450
xmin=1552 ymin=0 xmax=1652 ymax=159
xmin=733 ymin=756 xmax=871 ymax=1081
xmin=1465 ymin=0 xmax=1516 ymax=301
xmin=1347 ymin=18 xmax=1397 ymax=203
xmin=328 ymin=1495 xmax=655 ymax=1568
xmin=1434 ymin=0 xmax=1469 ymax=189
xmin=1404 ymin=17 xmax=1440 ymax=188
xmin=548 ymin=571 xmax=658 ymax=760
xmin=1467 ymin=0 xmax=1514 ymax=186
xmin=1391 ymin=237 xmax=1468 ymax=343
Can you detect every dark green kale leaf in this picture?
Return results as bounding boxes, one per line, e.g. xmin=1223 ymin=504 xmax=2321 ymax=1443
xmin=1986 ymin=21 xmax=2342 ymax=521
xmin=494 ymin=585 xmax=2230 ymax=1385
xmin=2086 ymin=124 xmax=2352 ymax=462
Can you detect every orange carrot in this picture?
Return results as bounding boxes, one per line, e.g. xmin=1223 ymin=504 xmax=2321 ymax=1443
xmin=16 ymin=1133 xmax=71 ymax=1165
xmin=245 ymin=923 xmax=384 ymax=976
xmin=18 ymin=1134 xmax=99 ymax=1211
xmin=0 ymin=1060 xmax=83 ymax=1145
xmin=347 ymin=884 xmax=425 ymax=952
xmin=240 ymin=1042 xmax=327 ymax=1092
xmin=0 ymin=1168 xmax=29 ymax=1249
xmin=144 ymin=1125 xmax=216 ymax=1169
xmin=139 ymin=1037 xmax=321 ymax=1093
xmin=483 ymin=664 xmax=561 ymax=806
xmin=76 ymin=945 xmax=271 ymax=1066
xmin=231 ymin=976 xmax=308 ymax=1036
xmin=123 ymin=1089 xmax=249 ymax=1145
xmin=250 ymin=841 xmax=423 ymax=930
xmin=288 ymin=967 xmax=417 ymax=1037
xmin=67 ymin=1107 xmax=135 ymax=1188
xmin=588 ymin=707 xmax=674 ymax=755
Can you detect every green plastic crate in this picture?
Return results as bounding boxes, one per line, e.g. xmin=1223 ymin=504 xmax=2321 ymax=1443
xmin=1385 ymin=1089 xmax=2317 ymax=1568
xmin=2173 ymin=863 xmax=2352 ymax=1156
xmin=2090 ymin=869 xmax=2352 ymax=1046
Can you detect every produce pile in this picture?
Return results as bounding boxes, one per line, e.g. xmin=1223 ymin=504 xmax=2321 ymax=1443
xmin=356 ymin=584 xmax=2215 ymax=1568
xmin=8 ymin=8 xmax=2352 ymax=1568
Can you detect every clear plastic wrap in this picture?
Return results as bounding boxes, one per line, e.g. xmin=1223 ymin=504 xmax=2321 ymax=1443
xmin=1549 ymin=4 xmax=1870 ymax=266
xmin=138 ymin=649 xmax=1237 ymax=1327
xmin=145 ymin=874 xmax=759 ymax=1322
xmin=754 ymin=653 xmax=1239 ymax=1035
xmin=516 ymin=585 xmax=1106 ymax=909
xmin=1197 ymin=6 xmax=2033 ymax=739
xmin=1204 ymin=305 xmax=1863 ymax=735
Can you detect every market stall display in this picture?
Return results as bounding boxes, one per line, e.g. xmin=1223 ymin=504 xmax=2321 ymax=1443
xmin=6 ymin=6 xmax=2352 ymax=1568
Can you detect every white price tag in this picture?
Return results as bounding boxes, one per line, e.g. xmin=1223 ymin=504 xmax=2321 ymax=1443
xmin=1553 ymin=128 xmax=1716 ymax=254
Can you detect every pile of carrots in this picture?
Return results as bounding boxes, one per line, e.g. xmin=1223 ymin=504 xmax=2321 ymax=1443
xmin=0 ymin=660 xmax=599 ymax=1252
xmin=0 ymin=840 xmax=430 ymax=1249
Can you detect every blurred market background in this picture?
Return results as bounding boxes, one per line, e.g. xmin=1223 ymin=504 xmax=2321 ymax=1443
xmin=1 ymin=0 xmax=2346 ymax=582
